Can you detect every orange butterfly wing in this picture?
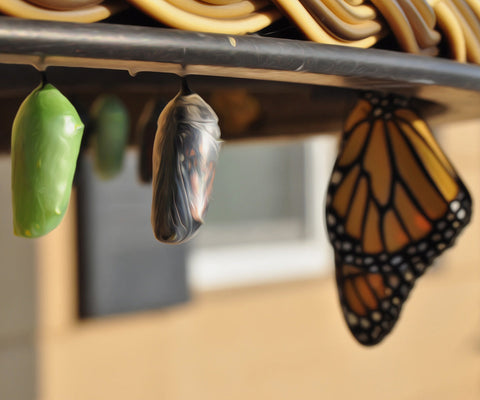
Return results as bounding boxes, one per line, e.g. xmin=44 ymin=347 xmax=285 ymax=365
xmin=326 ymin=92 xmax=472 ymax=345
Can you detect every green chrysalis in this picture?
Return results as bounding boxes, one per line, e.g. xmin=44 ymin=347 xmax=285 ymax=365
xmin=90 ymin=95 xmax=129 ymax=179
xmin=11 ymin=83 xmax=84 ymax=238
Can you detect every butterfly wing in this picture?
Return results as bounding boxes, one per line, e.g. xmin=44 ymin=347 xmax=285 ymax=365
xmin=326 ymin=92 xmax=472 ymax=345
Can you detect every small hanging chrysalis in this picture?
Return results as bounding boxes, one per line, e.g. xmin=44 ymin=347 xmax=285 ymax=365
xmin=136 ymin=99 xmax=166 ymax=184
xmin=89 ymin=95 xmax=129 ymax=180
xmin=151 ymin=79 xmax=221 ymax=244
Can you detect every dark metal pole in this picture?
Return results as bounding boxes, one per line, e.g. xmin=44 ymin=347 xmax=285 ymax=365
xmin=0 ymin=16 xmax=479 ymax=94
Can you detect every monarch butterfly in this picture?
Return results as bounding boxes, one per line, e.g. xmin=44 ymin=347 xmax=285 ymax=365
xmin=325 ymin=92 xmax=472 ymax=346
xmin=151 ymin=79 xmax=221 ymax=244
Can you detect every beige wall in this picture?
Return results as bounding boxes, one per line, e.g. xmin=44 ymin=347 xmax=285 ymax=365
xmin=36 ymin=120 xmax=480 ymax=400
xmin=0 ymin=157 xmax=36 ymax=400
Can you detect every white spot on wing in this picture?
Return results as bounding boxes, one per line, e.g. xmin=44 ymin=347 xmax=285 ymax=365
xmin=450 ymin=200 xmax=460 ymax=212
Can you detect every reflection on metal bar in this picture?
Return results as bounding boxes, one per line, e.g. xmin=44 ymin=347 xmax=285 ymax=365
xmin=0 ymin=16 xmax=479 ymax=94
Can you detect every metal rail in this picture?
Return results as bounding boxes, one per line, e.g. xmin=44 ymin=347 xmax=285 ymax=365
xmin=0 ymin=16 xmax=480 ymax=124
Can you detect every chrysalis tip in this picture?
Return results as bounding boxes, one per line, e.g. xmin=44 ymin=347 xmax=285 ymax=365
xmin=181 ymin=77 xmax=193 ymax=96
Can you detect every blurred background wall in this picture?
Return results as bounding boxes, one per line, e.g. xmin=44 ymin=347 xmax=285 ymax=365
xmin=0 ymin=119 xmax=479 ymax=400
xmin=0 ymin=157 xmax=36 ymax=400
